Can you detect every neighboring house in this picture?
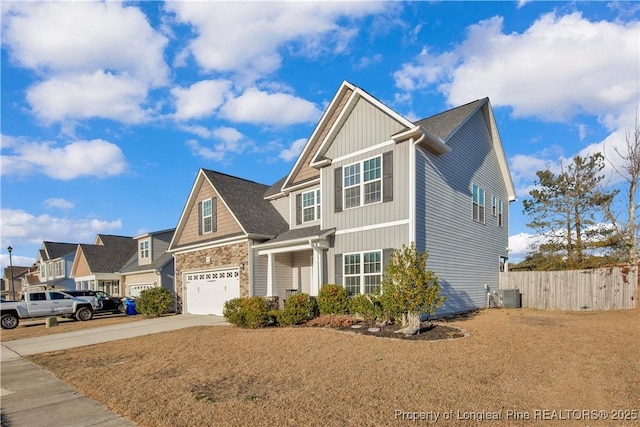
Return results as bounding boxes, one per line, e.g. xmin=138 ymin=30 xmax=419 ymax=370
xmin=1 ymin=265 xmax=31 ymax=301
xmin=120 ymin=229 xmax=176 ymax=297
xmin=70 ymin=234 xmax=137 ymax=297
xmin=169 ymin=81 xmax=515 ymax=316
xmin=34 ymin=241 xmax=78 ymax=290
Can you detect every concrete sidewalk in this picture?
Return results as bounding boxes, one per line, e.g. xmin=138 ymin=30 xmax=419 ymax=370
xmin=1 ymin=314 xmax=229 ymax=426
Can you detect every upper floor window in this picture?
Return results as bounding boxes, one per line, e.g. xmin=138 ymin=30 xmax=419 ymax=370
xmin=202 ymin=198 xmax=213 ymax=233
xmin=472 ymin=184 xmax=485 ymax=224
xmin=344 ymin=250 xmax=382 ymax=295
xmin=302 ymin=189 xmax=321 ymax=222
xmin=40 ymin=264 xmax=45 ymax=279
xmin=498 ymin=199 xmax=504 ymax=228
xmin=55 ymin=260 xmax=64 ymax=277
xmin=492 ymin=196 xmax=498 ymax=217
xmin=344 ymin=156 xmax=382 ymax=209
xmin=139 ymin=240 xmax=150 ymax=259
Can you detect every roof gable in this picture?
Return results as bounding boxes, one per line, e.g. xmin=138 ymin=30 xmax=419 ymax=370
xmin=309 ymin=84 xmax=413 ymax=165
xmin=41 ymin=241 xmax=78 ymax=260
xmin=75 ymin=236 xmax=137 ymax=274
xmin=410 ymin=98 xmax=516 ymax=201
xmin=170 ymin=169 xmax=288 ymax=250
xmin=280 ymin=81 xmax=356 ymax=192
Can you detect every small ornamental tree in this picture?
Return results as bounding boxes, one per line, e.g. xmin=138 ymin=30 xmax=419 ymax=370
xmin=379 ymin=243 xmax=445 ymax=335
xmin=136 ymin=287 xmax=174 ymax=317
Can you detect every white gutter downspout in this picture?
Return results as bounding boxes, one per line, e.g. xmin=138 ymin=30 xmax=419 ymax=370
xmin=409 ymin=131 xmax=427 ymax=245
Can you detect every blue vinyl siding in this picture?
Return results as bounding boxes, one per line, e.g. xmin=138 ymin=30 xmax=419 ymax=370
xmin=415 ymin=109 xmax=509 ymax=314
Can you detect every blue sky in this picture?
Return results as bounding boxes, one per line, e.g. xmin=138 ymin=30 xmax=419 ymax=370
xmin=1 ymin=1 xmax=639 ymax=269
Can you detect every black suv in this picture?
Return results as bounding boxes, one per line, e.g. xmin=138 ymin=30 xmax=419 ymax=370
xmin=64 ymin=290 xmax=124 ymax=313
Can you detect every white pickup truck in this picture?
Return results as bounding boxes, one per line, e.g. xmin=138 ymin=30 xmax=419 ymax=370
xmin=1 ymin=290 xmax=99 ymax=329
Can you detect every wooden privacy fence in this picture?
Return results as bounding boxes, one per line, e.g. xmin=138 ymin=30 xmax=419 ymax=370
xmin=499 ymin=266 xmax=638 ymax=311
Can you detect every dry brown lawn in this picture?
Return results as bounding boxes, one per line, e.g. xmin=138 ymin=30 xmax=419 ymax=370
xmin=1 ymin=314 xmax=143 ymax=341
xmin=29 ymin=308 xmax=640 ymax=427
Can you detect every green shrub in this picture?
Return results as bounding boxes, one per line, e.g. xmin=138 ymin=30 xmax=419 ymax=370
xmin=222 ymin=298 xmax=244 ymax=326
xmin=278 ymin=293 xmax=318 ymax=326
xmin=268 ymin=309 xmax=281 ymax=326
xmin=223 ymin=297 xmax=270 ymax=328
xmin=317 ymin=284 xmax=349 ymax=315
xmin=136 ymin=287 xmax=174 ymax=317
xmin=348 ymin=294 xmax=382 ymax=321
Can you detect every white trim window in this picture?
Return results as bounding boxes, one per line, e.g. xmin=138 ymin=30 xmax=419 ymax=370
xmin=302 ymin=189 xmax=321 ymax=222
xmin=498 ymin=199 xmax=504 ymax=228
xmin=343 ymin=155 xmax=382 ymax=209
xmin=139 ymin=240 xmax=150 ymax=259
xmin=492 ymin=195 xmax=498 ymax=217
xmin=472 ymin=184 xmax=485 ymax=224
xmin=344 ymin=250 xmax=382 ymax=295
xmin=55 ymin=260 xmax=64 ymax=277
xmin=202 ymin=198 xmax=213 ymax=233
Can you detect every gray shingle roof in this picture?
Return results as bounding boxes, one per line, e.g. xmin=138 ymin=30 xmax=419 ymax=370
xmin=120 ymin=252 xmax=173 ymax=274
xmin=264 ymin=175 xmax=287 ymax=198
xmin=261 ymin=225 xmax=334 ymax=244
xmin=202 ymin=169 xmax=289 ymax=236
xmin=80 ymin=235 xmax=137 ymax=273
xmin=414 ymin=98 xmax=486 ymax=141
xmin=42 ymin=242 xmax=78 ymax=260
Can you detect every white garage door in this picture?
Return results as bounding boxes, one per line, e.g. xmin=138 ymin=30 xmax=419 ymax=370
xmin=185 ymin=268 xmax=239 ymax=315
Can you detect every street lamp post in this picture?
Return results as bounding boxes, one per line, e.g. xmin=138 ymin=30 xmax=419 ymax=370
xmin=7 ymin=246 xmax=15 ymax=301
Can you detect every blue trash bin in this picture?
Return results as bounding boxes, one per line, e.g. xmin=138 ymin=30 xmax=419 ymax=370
xmin=124 ymin=298 xmax=137 ymax=315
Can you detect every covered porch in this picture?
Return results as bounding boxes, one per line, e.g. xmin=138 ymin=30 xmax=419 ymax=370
xmin=254 ymin=226 xmax=334 ymax=307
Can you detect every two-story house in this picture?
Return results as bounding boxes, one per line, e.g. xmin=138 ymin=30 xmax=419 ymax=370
xmin=169 ymin=81 xmax=516 ymax=316
xmin=70 ymin=234 xmax=137 ymax=297
xmin=35 ymin=241 xmax=78 ymax=290
xmin=120 ymin=229 xmax=176 ymax=297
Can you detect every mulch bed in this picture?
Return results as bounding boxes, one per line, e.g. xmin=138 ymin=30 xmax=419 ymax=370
xmin=337 ymin=321 xmax=467 ymax=341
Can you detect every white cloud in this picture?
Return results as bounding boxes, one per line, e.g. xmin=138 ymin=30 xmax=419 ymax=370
xmin=171 ymin=79 xmax=232 ymax=121
xmin=0 ymin=208 xmax=122 ymax=247
xmin=1 ymin=138 xmax=127 ymax=180
xmin=508 ymin=232 xmax=539 ymax=261
xmin=394 ymin=12 xmax=639 ymax=123
xmin=186 ymin=139 xmax=224 ymax=162
xmin=279 ymin=138 xmax=308 ymax=162
xmin=165 ymin=2 xmax=388 ymax=79
xmin=2 ymin=2 xmax=168 ymax=124
xmin=221 ymin=88 xmax=321 ymax=126
xmin=44 ymin=198 xmax=75 ymax=210
xmin=26 ymin=71 xmax=150 ymax=124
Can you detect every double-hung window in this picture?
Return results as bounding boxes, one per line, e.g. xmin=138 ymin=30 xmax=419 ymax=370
xmin=498 ymin=199 xmax=504 ymax=227
xmin=343 ymin=156 xmax=382 ymax=209
xmin=202 ymin=198 xmax=213 ymax=233
xmin=139 ymin=240 xmax=150 ymax=259
xmin=302 ymin=189 xmax=321 ymax=222
xmin=472 ymin=184 xmax=485 ymax=224
xmin=344 ymin=250 xmax=382 ymax=295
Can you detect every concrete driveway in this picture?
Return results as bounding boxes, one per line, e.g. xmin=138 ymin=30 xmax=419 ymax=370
xmin=1 ymin=314 xmax=229 ymax=426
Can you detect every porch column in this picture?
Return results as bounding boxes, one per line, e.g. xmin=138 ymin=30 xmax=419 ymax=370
xmin=310 ymin=244 xmax=323 ymax=296
xmin=266 ymin=253 xmax=276 ymax=297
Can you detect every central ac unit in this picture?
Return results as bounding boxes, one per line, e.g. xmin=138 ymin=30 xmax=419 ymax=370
xmin=498 ymin=288 xmax=521 ymax=308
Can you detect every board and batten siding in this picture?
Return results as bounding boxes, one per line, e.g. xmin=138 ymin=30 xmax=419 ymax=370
xmin=270 ymin=195 xmax=290 ymax=226
xmin=325 ymin=98 xmax=405 ymax=160
xmin=290 ymin=186 xmax=321 ymax=229
xmin=323 ymin=143 xmax=411 ymax=231
xmin=328 ymin=224 xmax=409 ymax=285
xmin=416 ymin=109 xmax=510 ymax=314
xmin=289 ymin=88 xmax=353 ymax=187
xmin=174 ymin=179 xmax=243 ymax=247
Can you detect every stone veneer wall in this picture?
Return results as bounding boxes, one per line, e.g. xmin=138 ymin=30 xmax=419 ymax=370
xmin=174 ymin=241 xmax=249 ymax=313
